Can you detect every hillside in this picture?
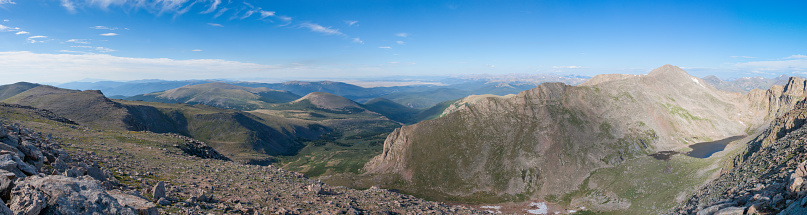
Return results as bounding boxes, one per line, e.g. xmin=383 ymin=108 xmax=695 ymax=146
xmin=0 ymin=100 xmax=485 ymax=214
xmin=356 ymin=65 xmax=807 ymax=213
xmin=0 ymin=84 xmax=326 ymax=163
xmin=127 ymin=82 xmax=300 ymax=110
xmin=0 ymin=82 xmax=40 ymax=101
xmin=58 ymin=80 xmax=218 ymax=97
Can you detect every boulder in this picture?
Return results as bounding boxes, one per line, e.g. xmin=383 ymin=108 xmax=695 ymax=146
xmin=0 ymin=175 xmax=13 ymax=202
xmin=8 ymin=184 xmax=46 ymax=215
xmin=107 ymin=190 xmax=157 ymax=215
xmin=0 ymin=153 xmax=36 ymax=178
xmin=86 ymin=166 xmax=106 ymax=182
xmin=714 ymin=207 xmax=745 ymax=215
xmin=10 ymin=175 xmax=135 ymax=215
xmin=0 ymin=199 xmax=12 ymax=215
xmin=0 ymin=142 xmax=23 ymax=159
xmin=152 ymin=181 xmax=166 ymax=200
xmin=307 ymin=184 xmax=324 ymax=195
xmin=51 ymin=157 xmax=69 ymax=173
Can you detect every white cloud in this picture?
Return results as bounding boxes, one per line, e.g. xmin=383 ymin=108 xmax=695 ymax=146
xmin=378 ymin=46 xmax=391 ymax=49
xmin=278 ymin=15 xmax=292 ymax=22
xmin=207 ymin=23 xmax=224 ymax=27
xmin=239 ymin=10 xmax=255 ymax=19
xmin=66 ymin=39 xmax=91 ymax=44
xmin=299 ymin=23 xmax=342 ymax=35
xmin=552 ymin=66 xmax=583 ymax=69
xmin=192 ymin=49 xmax=202 ymax=52
xmin=91 ymin=26 xmax=118 ymax=30
xmin=200 ymin=0 xmax=220 ymax=14
xmin=213 ymin=7 xmax=229 ymax=18
xmin=396 ymin=41 xmax=405 ymax=45
xmin=0 ymin=0 xmax=15 ymax=5
xmin=389 ymin=62 xmax=399 ymax=64
xmin=786 ymin=54 xmax=807 ymax=59
xmin=100 ymin=33 xmax=118 ymax=36
xmin=27 ymin=36 xmax=48 ymax=43
xmin=0 ymin=51 xmax=286 ymax=84
xmin=486 ymin=64 xmax=495 ymax=68
xmin=395 ymin=32 xmax=409 ymax=38
xmin=2 ymin=19 xmax=8 ymax=22
xmin=345 ymin=20 xmax=358 ymax=26
xmin=15 ymin=31 xmax=28 ymax=35
xmin=95 ymin=47 xmax=116 ymax=52
xmin=259 ymin=10 xmax=275 ymax=19
xmin=61 ymin=0 xmax=76 ymax=13
xmin=730 ymin=56 xmax=756 ymax=59
xmin=734 ymin=56 xmax=807 ymax=72
xmin=70 ymin=45 xmax=93 ymax=48
xmin=0 ymin=24 xmax=19 ymax=32
xmin=352 ymin=38 xmax=364 ymax=44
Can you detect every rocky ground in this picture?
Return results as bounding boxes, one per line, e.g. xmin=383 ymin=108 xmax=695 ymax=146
xmin=0 ymin=104 xmax=488 ymax=214
xmin=672 ymin=100 xmax=807 ymax=214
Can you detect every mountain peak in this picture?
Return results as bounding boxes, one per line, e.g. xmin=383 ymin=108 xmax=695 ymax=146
xmin=295 ymin=92 xmax=362 ymax=110
xmin=648 ymin=64 xmax=689 ymax=77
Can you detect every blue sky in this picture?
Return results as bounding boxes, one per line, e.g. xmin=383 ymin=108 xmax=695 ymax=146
xmin=0 ymin=0 xmax=806 ymax=84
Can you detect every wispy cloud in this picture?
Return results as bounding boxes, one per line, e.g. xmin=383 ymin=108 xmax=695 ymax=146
xmin=95 ymin=47 xmax=115 ymax=52
xmin=786 ymin=54 xmax=807 ymax=59
xmin=0 ymin=24 xmax=19 ymax=32
xmin=15 ymin=31 xmax=29 ymax=35
xmin=259 ymin=10 xmax=275 ymax=19
xmin=352 ymin=38 xmax=364 ymax=44
xmin=486 ymin=64 xmax=495 ymax=68
xmin=552 ymin=66 xmax=583 ymax=69
xmin=100 ymin=33 xmax=118 ymax=36
xmin=192 ymin=49 xmax=202 ymax=52
xmin=213 ymin=7 xmax=229 ymax=18
xmin=395 ymin=32 xmax=409 ymax=38
xmin=378 ymin=46 xmax=391 ymax=49
xmin=396 ymin=41 xmax=405 ymax=45
xmin=345 ymin=20 xmax=358 ymax=26
xmin=733 ymin=55 xmax=807 ymax=73
xmin=0 ymin=0 xmax=15 ymax=7
xmin=0 ymin=51 xmax=285 ymax=84
xmin=66 ymin=39 xmax=90 ymax=44
xmin=91 ymin=26 xmax=118 ymax=30
xmin=27 ymin=35 xmax=48 ymax=43
xmin=60 ymin=0 xmax=76 ymax=13
xmin=70 ymin=45 xmax=92 ymax=48
xmin=207 ymin=23 xmax=224 ymax=27
xmin=299 ymin=23 xmax=343 ymax=36
xmin=200 ymin=0 xmax=220 ymax=14
xmin=730 ymin=56 xmax=757 ymax=59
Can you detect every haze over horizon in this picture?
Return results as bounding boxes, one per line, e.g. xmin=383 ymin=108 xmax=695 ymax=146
xmin=1 ymin=0 xmax=806 ymax=84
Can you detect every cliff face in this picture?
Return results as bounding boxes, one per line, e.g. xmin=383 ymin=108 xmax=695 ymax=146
xmin=362 ymin=65 xmax=807 ymax=202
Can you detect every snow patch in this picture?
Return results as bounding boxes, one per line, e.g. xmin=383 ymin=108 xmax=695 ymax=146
xmin=526 ymin=202 xmax=548 ymax=214
xmin=480 ymin=205 xmax=502 ymax=213
xmin=691 ymin=77 xmax=705 ymax=88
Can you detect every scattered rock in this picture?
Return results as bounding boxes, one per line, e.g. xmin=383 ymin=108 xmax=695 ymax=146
xmin=307 ymin=184 xmax=324 ymax=195
xmin=107 ymin=190 xmax=157 ymax=215
xmin=157 ymin=197 xmax=171 ymax=206
xmin=153 ymin=181 xmax=166 ymax=201
xmin=11 ymin=175 xmax=134 ymax=214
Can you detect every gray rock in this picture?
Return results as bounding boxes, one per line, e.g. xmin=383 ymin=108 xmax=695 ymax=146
xmin=714 ymin=207 xmax=745 ymax=215
xmin=157 ymin=197 xmax=171 ymax=206
xmin=10 ymin=175 xmax=136 ymax=215
xmin=51 ymin=157 xmax=69 ymax=173
xmin=0 ymin=153 xmax=36 ymax=178
xmin=107 ymin=189 xmax=157 ymax=215
xmin=0 ymin=175 xmax=13 ymax=202
xmin=86 ymin=166 xmax=106 ymax=182
xmin=8 ymin=184 xmax=46 ymax=215
xmin=64 ymin=166 xmax=85 ymax=178
xmin=307 ymin=184 xmax=324 ymax=195
xmin=0 ymin=198 xmax=12 ymax=215
xmin=696 ymin=204 xmax=720 ymax=215
xmin=152 ymin=181 xmax=166 ymax=200
xmin=0 ymin=142 xmax=23 ymax=159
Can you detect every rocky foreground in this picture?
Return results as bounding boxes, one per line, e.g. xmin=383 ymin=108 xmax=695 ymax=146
xmin=0 ymin=104 xmax=487 ymax=214
xmin=672 ymin=100 xmax=807 ymax=214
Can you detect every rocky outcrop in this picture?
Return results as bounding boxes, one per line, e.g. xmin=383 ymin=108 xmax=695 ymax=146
xmin=11 ymin=175 xmax=136 ymax=215
xmin=672 ymin=98 xmax=807 ymax=214
xmin=166 ymin=133 xmax=230 ymax=161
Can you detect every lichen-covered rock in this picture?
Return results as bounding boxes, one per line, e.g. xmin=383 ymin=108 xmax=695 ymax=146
xmin=108 ymin=190 xmax=157 ymax=215
xmin=11 ymin=175 xmax=136 ymax=215
xmin=8 ymin=183 xmax=45 ymax=215
xmin=152 ymin=181 xmax=166 ymax=201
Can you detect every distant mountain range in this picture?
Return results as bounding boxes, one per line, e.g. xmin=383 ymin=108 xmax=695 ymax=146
xmin=702 ymin=75 xmax=795 ymax=93
xmin=57 ymin=74 xmax=588 ymax=109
